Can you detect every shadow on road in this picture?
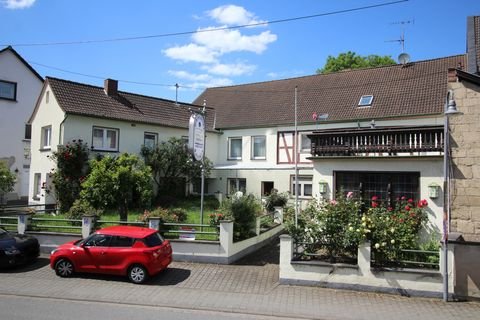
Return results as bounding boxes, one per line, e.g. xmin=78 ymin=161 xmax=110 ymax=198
xmin=233 ymin=235 xmax=281 ymax=266
xmin=0 ymin=257 xmax=50 ymax=273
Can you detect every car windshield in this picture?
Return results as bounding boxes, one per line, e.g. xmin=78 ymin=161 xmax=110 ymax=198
xmin=143 ymin=232 xmax=164 ymax=247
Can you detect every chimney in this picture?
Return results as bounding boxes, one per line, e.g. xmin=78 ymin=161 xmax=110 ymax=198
xmin=466 ymin=16 xmax=480 ymax=74
xmin=104 ymin=78 xmax=118 ymax=96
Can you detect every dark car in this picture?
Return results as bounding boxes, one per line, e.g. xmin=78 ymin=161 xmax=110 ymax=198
xmin=0 ymin=227 xmax=40 ymax=268
xmin=50 ymin=226 xmax=172 ymax=284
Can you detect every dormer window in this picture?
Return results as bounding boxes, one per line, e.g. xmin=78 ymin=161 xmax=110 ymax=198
xmin=358 ymin=95 xmax=373 ymax=107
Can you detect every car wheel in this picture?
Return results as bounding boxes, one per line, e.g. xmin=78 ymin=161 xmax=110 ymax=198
xmin=55 ymin=259 xmax=74 ymax=278
xmin=128 ymin=264 xmax=148 ymax=284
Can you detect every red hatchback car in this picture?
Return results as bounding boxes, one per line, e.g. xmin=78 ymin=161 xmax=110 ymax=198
xmin=50 ymin=226 xmax=172 ymax=284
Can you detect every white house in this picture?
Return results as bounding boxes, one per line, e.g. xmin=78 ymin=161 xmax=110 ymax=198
xmin=0 ymin=46 xmax=43 ymax=203
xmin=194 ymin=54 xmax=467 ymax=236
xmin=28 ymin=77 xmax=220 ymax=206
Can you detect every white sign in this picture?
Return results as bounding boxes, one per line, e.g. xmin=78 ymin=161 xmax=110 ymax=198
xmin=188 ymin=113 xmax=205 ymax=161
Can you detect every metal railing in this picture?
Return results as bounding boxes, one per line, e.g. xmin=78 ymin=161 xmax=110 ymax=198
xmin=371 ymin=249 xmax=440 ymax=270
xmin=95 ymin=219 xmax=147 ymax=228
xmin=161 ymin=223 xmax=219 ymax=241
xmin=0 ymin=216 xmax=18 ymax=230
xmin=30 ymin=217 xmax=82 ymax=234
xmin=293 ymin=240 xmax=358 ymax=264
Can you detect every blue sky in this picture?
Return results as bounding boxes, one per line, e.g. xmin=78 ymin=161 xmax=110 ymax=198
xmin=1 ymin=0 xmax=479 ymax=103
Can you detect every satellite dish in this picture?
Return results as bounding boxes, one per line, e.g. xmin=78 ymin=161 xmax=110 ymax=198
xmin=398 ymin=52 xmax=411 ymax=64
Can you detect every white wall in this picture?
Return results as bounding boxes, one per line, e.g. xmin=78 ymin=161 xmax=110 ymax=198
xmin=0 ymin=49 xmax=43 ymax=201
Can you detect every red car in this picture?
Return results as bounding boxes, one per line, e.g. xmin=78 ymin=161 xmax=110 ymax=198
xmin=50 ymin=226 xmax=172 ymax=284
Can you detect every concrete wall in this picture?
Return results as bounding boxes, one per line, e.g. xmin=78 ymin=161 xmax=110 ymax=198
xmin=452 ymin=241 xmax=480 ymax=299
xmin=0 ymin=49 xmax=43 ymax=201
xmin=449 ymin=80 xmax=480 ymax=241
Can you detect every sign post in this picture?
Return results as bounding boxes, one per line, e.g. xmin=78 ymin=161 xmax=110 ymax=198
xmin=188 ymin=107 xmax=206 ymax=226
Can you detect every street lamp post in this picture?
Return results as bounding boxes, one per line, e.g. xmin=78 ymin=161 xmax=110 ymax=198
xmin=443 ymin=89 xmax=460 ymax=302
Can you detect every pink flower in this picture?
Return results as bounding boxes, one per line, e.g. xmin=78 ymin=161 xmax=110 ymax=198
xmin=408 ymin=198 xmax=414 ymax=204
xmin=330 ymin=200 xmax=337 ymax=205
xmin=401 ymin=196 xmax=406 ymax=200
xmin=346 ymin=191 xmax=354 ymax=199
xmin=387 ymin=206 xmax=393 ymax=212
xmin=372 ymin=202 xmax=379 ymax=208
xmin=371 ymin=195 xmax=378 ymax=201
xmin=405 ymin=205 xmax=411 ymax=211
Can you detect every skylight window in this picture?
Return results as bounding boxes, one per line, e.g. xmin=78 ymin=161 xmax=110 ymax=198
xmin=358 ymin=95 xmax=373 ymax=107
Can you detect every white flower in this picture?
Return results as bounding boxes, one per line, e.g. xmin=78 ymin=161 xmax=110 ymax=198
xmin=361 ymin=216 xmax=366 ymax=222
xmin=382 ymin=242 xmax=386 ymax=246
xmin=391 ymin=239 xmax=395 ymax=244
xmin=375 ymin=243 xmax=380 ymax=249
xmin=348 ymin=226 xmax=354 ymax=231
xmin=390 ymin=227 xmax=395 ymax=233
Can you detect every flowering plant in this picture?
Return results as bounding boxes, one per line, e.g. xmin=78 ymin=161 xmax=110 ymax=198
xmin=208 ymin=211 xmax=225 ymax=226
xmin=139 ymin=207 xmax=187 ymax=223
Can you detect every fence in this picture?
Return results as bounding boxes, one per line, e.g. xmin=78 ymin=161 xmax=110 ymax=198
xmin=371 ymin=248 xmax=440 ymax=270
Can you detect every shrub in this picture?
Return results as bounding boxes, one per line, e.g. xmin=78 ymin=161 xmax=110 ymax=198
xmin=220 ymin=193 xmax=262 ymax=241
xmin=208 ymin=211 xmax=225 ymax=226
xmin=264 ymin=189 xmax=289 ymax=212
xmin=139 ymin=207 xmax=186 ymax=223
xmin=66 ymin=199 xmax=103 ymax=222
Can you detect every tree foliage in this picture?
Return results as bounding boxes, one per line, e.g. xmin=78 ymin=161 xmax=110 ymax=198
xmin=0 ymin=162 xmax=16 ymax=202
xmin=140 ymin=137 xmax=212 ymax=197
xmin=316 ymin=51 xmax=396 ymax=74
xmin=49 ymin=139 xmax=90 ymax=213
xmin=80 ymin=153 xmax=153 ymax=221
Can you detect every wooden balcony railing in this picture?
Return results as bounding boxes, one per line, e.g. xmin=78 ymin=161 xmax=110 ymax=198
xmin=309 ymin=126 xmax=444 ymax=157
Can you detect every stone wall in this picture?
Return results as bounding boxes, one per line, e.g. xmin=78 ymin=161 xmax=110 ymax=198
xmin=450 ymin=80 xmax=480 ymax=242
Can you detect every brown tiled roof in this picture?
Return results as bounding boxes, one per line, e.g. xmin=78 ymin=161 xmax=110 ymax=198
xmin=46 ymin=77 xmax=215 ymax=131
xmin=194 ymin=55 xmax=466 ymax=129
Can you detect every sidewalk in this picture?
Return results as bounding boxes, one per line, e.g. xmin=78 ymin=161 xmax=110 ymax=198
xmin=0 ymin=255 xmax=479 ymax=320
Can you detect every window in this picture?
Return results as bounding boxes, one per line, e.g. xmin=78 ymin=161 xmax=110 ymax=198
xmin=192 ymin=178 xmax=214 ymax=194
xmin=251 ymin=136 xmax=266 ymax=159
xmin=143 ymin=232 xmax=164 ymax=247
xmin=144 ymin=132 xmax=157 ymax=149
xmin=41 ymin=126 xmax=52 ymax=149
xmin=0 ymin=80 xmax=16 ymax=101
xmin=33 ymin=173 xmax=41 ymax=199
xmin=24 ymin=124 xmax=31 ymax=140
xmin=228 ymin=178 xmax=246 ymax=194
xmin=300 ymin=133 xmax=311 ymax=152
xmin=261 ymin=181 xmax=274 ymax=196
xmin=335 ymin=171 xmax=420 ymax=206
xmin=83 ymin=234 xmax=112 ymax=247
xmin=92 ymin=126 xmax=119 ymax=151
xmin=290 ymin=175 xmax=313 ymax=198
xmin=358 ymin=95 xmax=373 ymax=107
xmin=228 ymin=137 xmax=242 ymax=160
xmin=110 ymin=236 xmax=134 ymax=247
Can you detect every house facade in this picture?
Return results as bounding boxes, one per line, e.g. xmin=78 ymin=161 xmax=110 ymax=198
xmin=0 ymin=46 xmax=43 ymax=203
xmin=195 ymin=55 xmax=465 ymax=236
xmin=28 ymin=78 xmax=219 ymax=206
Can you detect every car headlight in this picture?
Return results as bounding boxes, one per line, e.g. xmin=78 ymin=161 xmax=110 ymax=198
xmin=5 ymin=247 xmax=21 ymax=255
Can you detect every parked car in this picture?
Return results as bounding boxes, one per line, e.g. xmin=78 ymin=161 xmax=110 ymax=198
xmin=0 ymin=227 xmax=40 ymax=268
xmin=50 ymin=226 xmax=172 ymax=284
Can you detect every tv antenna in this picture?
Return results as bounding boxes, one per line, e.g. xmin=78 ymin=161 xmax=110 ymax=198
xmin=386 ymin=19 xmax=414 ymax=64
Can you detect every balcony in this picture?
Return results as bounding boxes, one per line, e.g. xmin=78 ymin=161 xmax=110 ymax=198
xmin=309 ymin=126 xmax=444 ymax=157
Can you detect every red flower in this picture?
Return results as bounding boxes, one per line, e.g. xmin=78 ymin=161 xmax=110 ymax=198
xmin=371 ymin=195 xmax=378 ymax=201
xmin=405 ymin=205 xmax=411 ymax=211
xmin=371 ymin=202 xmax=378 ymax=208
xmin=418 ymin=199 xmax=428 ymax=208
xmin=387 ymin=206 xmax=393 ymax=212
xmin=408 ymin=198 xmax=413 ymax=204
xmin=401 ymin=196 xmax=406 ymax=200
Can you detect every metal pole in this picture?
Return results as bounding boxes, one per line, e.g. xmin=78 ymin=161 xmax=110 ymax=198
xmin=200 ymin=163 xmax=205 ymax=225
xmin=294 ymin=86 xmax=299 ymax=228
xmin=200 ymin=101 xmax=206 ymax=226
xmin=443 ymin=113 xmax=449 ymax=302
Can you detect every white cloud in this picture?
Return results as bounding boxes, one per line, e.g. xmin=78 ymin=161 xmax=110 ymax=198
xmin=207 ymin=5 xmax=265 ymax=26
xmin=193 ymin=27 xmax=277 ymax=54
xmin=202 ymin=63 xmax=256 ymax=76
xmin=2 ymin=0 xmax=35 ymax=9
xmin=168 ymin=70 xmax=211 ymax=82
xmin=190 ymin=77 xmax=233 ymax=90
xmin=163 ymin=43 xmax=218 ymax=63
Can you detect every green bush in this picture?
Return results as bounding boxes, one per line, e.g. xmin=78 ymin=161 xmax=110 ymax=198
xmin=264 ymin=188 xmax=289 ymax=212
xmin=139 ymin=207 xmax=187 ymax=223
xmin=66 ymin=199 xmax=103 ymax=221
xmin=221 ymin=193 xmax=262 ymax=241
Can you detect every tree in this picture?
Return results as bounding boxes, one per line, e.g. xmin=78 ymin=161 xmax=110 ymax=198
xmin=140 ymin=137 xmax=212 ymax=197
xmin=316 ymin=51 xmax=396 ymax=74
xmin=80 ymin=153 xmax=153 ymax=221
xmin=49 ymin=139 xmax=90 ymax=213
xmin=0 ymin=162 xmax=16 ymax=204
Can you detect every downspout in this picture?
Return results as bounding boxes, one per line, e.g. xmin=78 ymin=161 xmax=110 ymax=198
xmin=59 ymin=113 xmax=68 ymax=146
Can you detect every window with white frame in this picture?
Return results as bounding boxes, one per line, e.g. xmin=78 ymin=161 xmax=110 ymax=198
xmin=0 ymin=80 xmax=16 ymax=101
xmin=228 ymin=178 xmax=246 ymax=194
xmin=33 ymin=173 xmax=41 ymax=199
xmin=251 ymin=135 xmax=266 ymax=159
xmin=290 ymin=175 xmax=313 ymax=198
xmin=41 ymin=126 xmax=52 ymax=149
xmin=228 ymin=137 xmax=242 ymax=160
xmin=92 ymin=126 xmax=119 ymax=151
xmin=300 ymin=132 xmax=311 ymax=152
xmin=143 ymin=132 xmax=158 ymax=149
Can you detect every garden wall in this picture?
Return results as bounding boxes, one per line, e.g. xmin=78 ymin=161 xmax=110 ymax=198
xmin=279 ymin=235 xmax=453 ymax=298
xmin=452 ymin=241 xmax=480 ymax=300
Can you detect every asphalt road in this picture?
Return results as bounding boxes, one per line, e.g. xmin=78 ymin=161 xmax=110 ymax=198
xmin=0 ymin=294 xmax=291 ymax=320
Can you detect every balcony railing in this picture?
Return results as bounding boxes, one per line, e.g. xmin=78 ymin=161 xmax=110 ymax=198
xmin=309 ymin=126 xmax=444 ymax=157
